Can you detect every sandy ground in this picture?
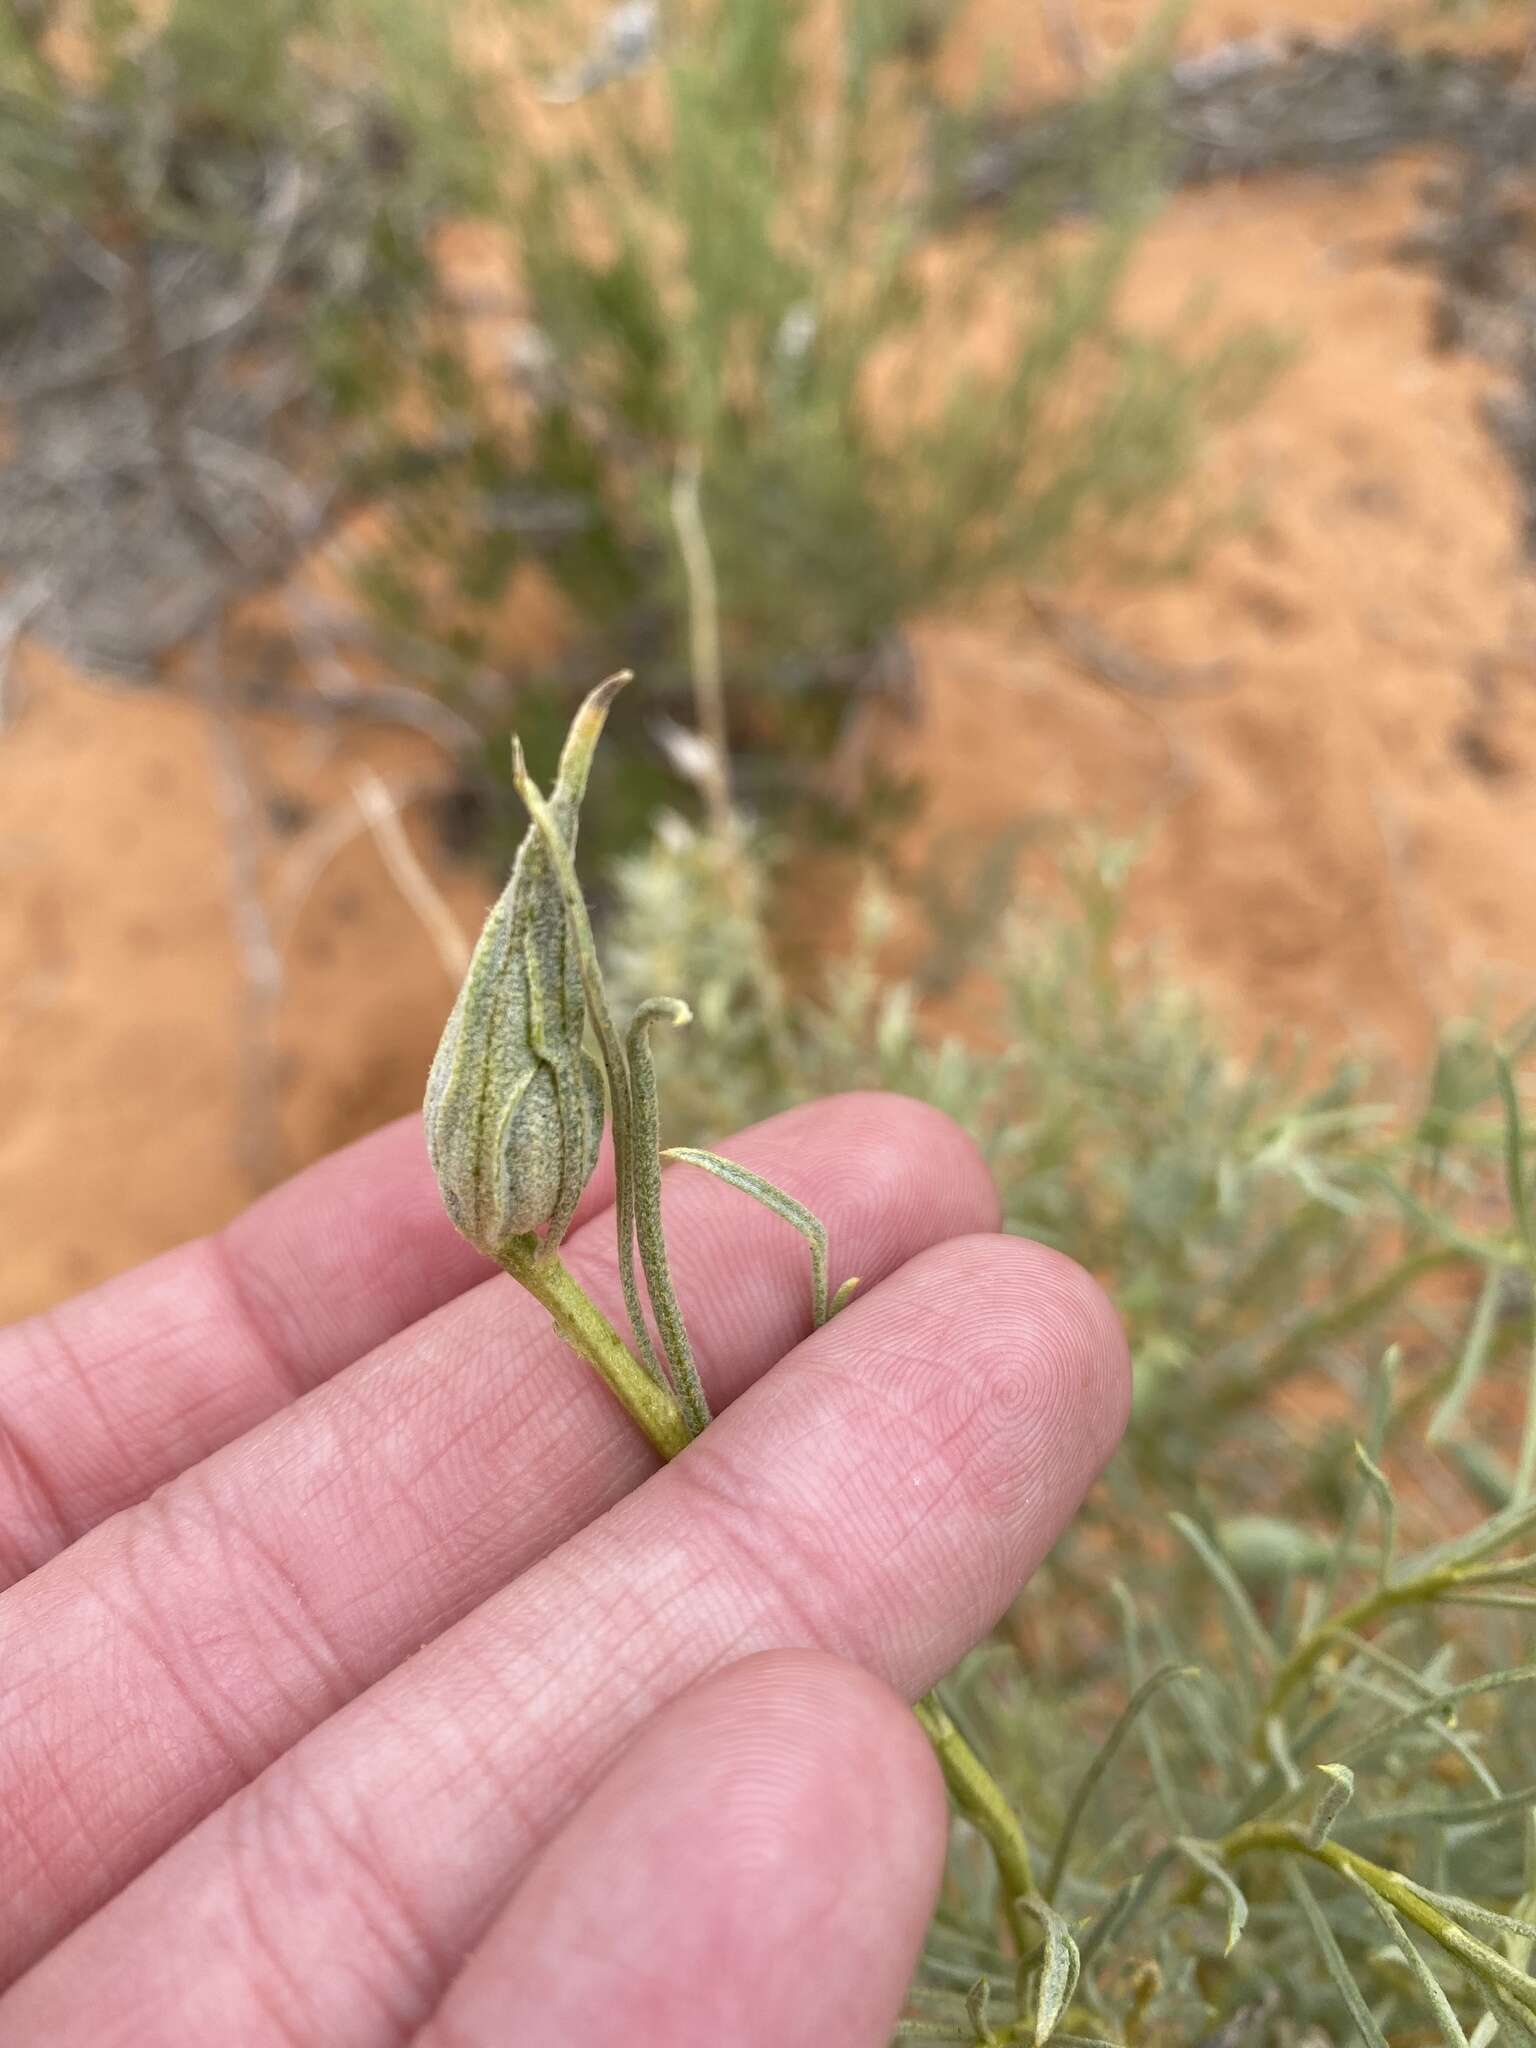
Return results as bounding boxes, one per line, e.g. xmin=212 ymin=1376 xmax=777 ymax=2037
xmin=4 ymin=0 xmax=1536 ymax=1321
xmin=889 ymin=149 xmax=1536 ymax=1063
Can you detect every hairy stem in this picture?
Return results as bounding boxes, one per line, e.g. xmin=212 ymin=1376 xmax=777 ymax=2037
xmin=914 ymin=1693 xmax=1038 ymax=1957
xmin=627 ymin=1003 xmax=711 ymax=1435
xmin=1260 ymin=1563 xmax=1470 ymax=1731
xmin=498 ymin=1234 xmax=690 ymax=1461
xmin=1220 ymin=1823 xmax=1536 ymax=2019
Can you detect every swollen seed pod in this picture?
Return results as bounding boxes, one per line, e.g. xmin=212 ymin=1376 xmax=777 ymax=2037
xmin=423 ymin=675 xmax=628 ymax=1259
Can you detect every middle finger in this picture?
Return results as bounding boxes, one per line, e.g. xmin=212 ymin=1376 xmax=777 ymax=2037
xmin=4 ymin=1230 xmax=1126 ymax=2048
xmin=0 ymin=1093 xmax=993 ymax=1984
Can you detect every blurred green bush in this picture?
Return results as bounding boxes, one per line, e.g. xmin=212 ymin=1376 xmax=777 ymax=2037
xmin=607 ymin=814 xmax=1536 ymax=2045
xmin=1 ymin=0 xmax=1275 ymax=852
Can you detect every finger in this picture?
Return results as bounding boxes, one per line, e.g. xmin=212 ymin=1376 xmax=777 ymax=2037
xmin=0 ymin=1112 xmax=601 ymax=1584
xmin=414 ymin=1651 xmax=945 ymax=2048
xmin=1 ymin=1232 xmax=1128 ymax=2048
xmin=0 ymin=1094 xmax=995 ymax=1984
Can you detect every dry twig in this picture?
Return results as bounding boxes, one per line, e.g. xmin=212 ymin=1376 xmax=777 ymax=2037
xmin=349 ymin=767 xmax=470 ymax=983
xmin=668 ymin=450 xmax=735 ymax=841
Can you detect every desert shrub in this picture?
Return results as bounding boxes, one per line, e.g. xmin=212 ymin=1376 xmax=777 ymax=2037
xmin=417 ymin=0 xmax=1278 ymax=825
xmin=605 ymin=813 xmax=1536 ymax=2045
xmin=0 ymin=0 xmax=1276 ymax=852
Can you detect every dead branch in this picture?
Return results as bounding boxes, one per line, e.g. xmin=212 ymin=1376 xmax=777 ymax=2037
xmin=274 ymin=772 xmax=449 ymax=947
xmin=668 ymin=449 xmax=735 ymax=840
xmin=8 ymin=157 xmax=309 ymax=404
xmin=350 ymin=768 xmax=470 ymax=983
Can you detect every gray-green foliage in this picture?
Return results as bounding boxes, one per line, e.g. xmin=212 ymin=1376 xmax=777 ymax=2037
xmin=603 ymin=814 xmax=1536 ymax=2045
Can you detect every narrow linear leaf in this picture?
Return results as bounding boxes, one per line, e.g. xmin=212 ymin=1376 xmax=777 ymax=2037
xmin=1076 ymin=1845 xmax=1179 ymax=1973
xmin=1423 ymin=1496 xmax=1536 ymax=1578
xmin=1367 ymin=1344 xmax=1401 ymax=1462
xmin=964 ymin=1976 xmax=994 ymax=2040
xmin=664 ymin=1147 xmax=830 ymax=1327
xmin=829 ymin=1274 xmax=863 ymax=1317
xmin=1175 ymin=1837 xmax=1250 ymax=1956
xmin=1330 ymin=1637 xmax=1501 ymax=1799
xmin=1498 ymin=1053 xmax=1535 ymax=1264
xmin=1170 ymin=1513 xmax=1276 ymax=1676
xmin=1400 ymin=1880 xmax=1536 ymax=1948
xmin=1430 ymin=1266 xmax=1501 ymax=1447
xmin=1353 ymin=1442 xmax=1396 ymax=1590
xmin=1110 ymin=1583 xmax=1189 ymax=1836
xmin=1338 ymin=1667 xmax=1536 ymax=1772
xmin=626 ymin=999 xmax=711 ymax=1434
xmin=1265 ymin=1713 xmax=1304 ymax=1794
xmin=1285 ymin=1861 xmax=1393 ymax=2048
xmin=1043 ymin=1664 xmax=1195 ymax=1901
xmin=1459 ymin=1552 xmax=1536 ymax=1588
xmin=508 ymin=723 xmax=665 ymax=1401
xmin=1342 ymin=1872 xmax=1471 ymax=2048
xmin=1484 ymin=1987 xmax=1536 ymax=2045
xmin=1349 ymin=1780 xmax=1536 ymax=1832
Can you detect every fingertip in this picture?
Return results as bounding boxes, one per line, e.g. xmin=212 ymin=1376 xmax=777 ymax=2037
xmin=683 ymin=1648 xmax=950 ymax=1886
xmin=900 ymin=1230 xmax=1132 ymax=1510
xmin=419 ymin=1647 xmax=949 ymax=2048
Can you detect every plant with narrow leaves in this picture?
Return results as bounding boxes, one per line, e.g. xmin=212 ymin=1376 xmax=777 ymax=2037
xmin=597 ymin=805 xmax=1536 ymax=2045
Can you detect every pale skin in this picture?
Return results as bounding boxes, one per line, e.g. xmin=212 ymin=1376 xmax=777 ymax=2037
xmin=0 ymin=1091 xmax=1129 ymax=2046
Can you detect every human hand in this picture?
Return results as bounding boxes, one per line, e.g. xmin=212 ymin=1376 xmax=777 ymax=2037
xmin=0 ymin=1093 xmax=1127 ymax=2046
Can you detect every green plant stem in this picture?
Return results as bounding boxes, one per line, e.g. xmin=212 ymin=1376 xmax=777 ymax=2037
xmin=1260 ymin=1565 xmax=1466 ymax=1729
xmin=914 ymin=1694 xmax=1038 ymax=1957
xmin=1219 ymin=1823 xmax=1536 ymax=2019
xmin=498 ymin=1233 xmax=691 ymax=1461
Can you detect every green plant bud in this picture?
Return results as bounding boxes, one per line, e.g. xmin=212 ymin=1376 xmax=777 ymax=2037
xmin=1217 ymin=1515 xmax=1337 ymax=1586
xmin=424 ymin=674 xmax=628 ymax=1258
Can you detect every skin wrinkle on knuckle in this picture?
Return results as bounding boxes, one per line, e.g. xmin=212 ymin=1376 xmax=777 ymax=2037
xmin=239 ymin=1747 xmax=452 ymax=2040
xmin=209 ymin=1491 xmax=365 ymax=1715
xmin=0 ymin=1321 xmax=110 ymax=1576
xmin=97 ymin=1496 xmax=270 ymax=1783
xmin=0 ymin=1724 xmax=105 ymax=1971
xmin=223 ymin=1783 xmax=392 ymax=2048
xmin=200 ymin=1229 xmax=313 ymax=1405
xmin=0 ymin=1408 xmax=71 ymax=1582
xmin=666 ymin=1450 xmax=841 ymax=1648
